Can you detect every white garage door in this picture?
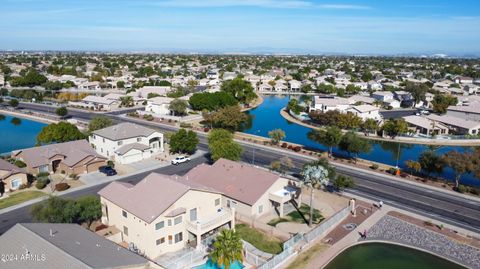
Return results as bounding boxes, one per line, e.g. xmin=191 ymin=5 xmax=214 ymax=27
xmin=121 ymin=151 xmax=143 ymax=164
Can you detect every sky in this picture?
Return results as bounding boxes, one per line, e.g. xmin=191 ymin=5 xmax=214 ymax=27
xmin=1 ymin=0 xmax=479 ymax=55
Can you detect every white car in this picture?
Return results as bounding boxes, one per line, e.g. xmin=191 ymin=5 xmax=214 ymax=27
xmin=171 ymin=156 xmax=190 ymax=165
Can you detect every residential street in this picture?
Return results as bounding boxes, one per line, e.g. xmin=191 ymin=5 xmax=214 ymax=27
xmin=1 ymin=102 xmax=478 ymax=236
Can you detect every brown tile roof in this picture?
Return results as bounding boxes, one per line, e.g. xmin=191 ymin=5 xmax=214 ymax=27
xmin=183 ymin=158 xmax=280 ymax=205
xmin=12 ymin=140 xmax=106 ymax=168
xmin=98 ymin=173 xmax=219 ymax=223
xmin=0 ymin=158 xmax=25 ymax=180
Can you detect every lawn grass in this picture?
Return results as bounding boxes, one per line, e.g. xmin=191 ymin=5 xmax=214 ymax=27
xmin=284 ymin=243 xmax=329 ymax=269
xmin=267 ymin=217 xmax=290 ymax=227
xmin=235 ymin=223 xmax=283 ymax=254
xmin=0 ymin=191 xmax=46 ymax=210
xmin=288 ymin=204 xmax=324 ymax=225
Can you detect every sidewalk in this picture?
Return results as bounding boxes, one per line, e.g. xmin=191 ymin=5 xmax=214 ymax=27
xmin=0 ymin=149 xmax=206 ymax=215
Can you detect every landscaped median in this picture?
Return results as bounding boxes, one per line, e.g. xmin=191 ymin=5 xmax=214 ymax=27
xmin=0 ymin=191 xmax=46 ymax=210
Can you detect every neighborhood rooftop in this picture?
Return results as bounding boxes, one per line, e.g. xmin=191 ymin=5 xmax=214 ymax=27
xmin=92 ymin=122 xmax=157 ymax=141
xmin=0 ymin=223 xmax=149 ymax=269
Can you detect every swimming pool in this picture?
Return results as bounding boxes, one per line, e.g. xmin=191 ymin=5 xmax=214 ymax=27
xmin=192 ymin=260 xmax=244 ymax=269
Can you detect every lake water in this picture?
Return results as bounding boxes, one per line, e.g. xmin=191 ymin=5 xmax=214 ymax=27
xmin=324 ymin=243 xmax=465 ymax=269
xmin=244 ymin=95 xmax=479 ymax=187
xmin=0 ymin=114 xmax=46 ymax=154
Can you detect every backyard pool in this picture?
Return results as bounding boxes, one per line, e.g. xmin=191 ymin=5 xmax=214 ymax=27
xmin=192 ymin=260 xmax=244 ymax=269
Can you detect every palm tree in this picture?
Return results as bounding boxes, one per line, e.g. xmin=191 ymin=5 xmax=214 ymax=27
xmin=120 ymin=96 xmax=134 ymax=107
xmin=209 ymin=229 xmax=243 ymax=269
xmin=300 ymin=161 xmax=329 ymax=226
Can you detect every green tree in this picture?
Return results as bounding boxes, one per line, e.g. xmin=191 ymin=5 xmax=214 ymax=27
xmin=443 ymin=151 xmax=471 ymax=189
xmin=221 ymin=77 xmax=256 ymax=104
xmin=210 ymin=105 xmax=249 ymax=131
xmin=308 ymin=127 xmax=342 ymax=157
xmin=405 ymin=160 xmax=422 ymax=176
xmin=405 ymin=81 xmax=428 ymax=107
xmin=208 ymin=129 xmax=243 ymax=161
xmin=361 ymin=71 xmax=373 ymax=82
xmin=209 ymin=229 xmax=243 ymax=269
xmin=31 ymin=196 xmax=80 ymax=223
xmin=36 ymin=122 xmax=85 ymax=145
xmin=362 ymin=118 xmax=378 ymax=135
xmin=88 ymin=116 xmax=113 ymax=132
xmin=189 ymin=92 xmax=238 ymax=111
xmin=116 ymin=81 xmax=125 ymax=88
xmin=9 ymin=99 xmax=19 ymax=108
xmin=432 ymin=94 xmax=458 ymax=114
xmin=119 ymin=96 xmax=134 ymax=107
xmin=169 ymin=99 xmax=188 ymax=116
xmin=418 ymin=150 xmax=444 ymax=177
xmin=332 ymin=175 xmax=354 ymax=191
xmin=169 ymin=129 xmax=199 ymax=154
xmin=76 ymin=196 xmax=102 ymax=229
xmin=55 ymin=106 xmax=68 ymax=117
xmin=286 ymin=99 xmax=303 ymax=114
xmin=301 ymin=161 xmax=329 ymax=226
xmin=270 ymin=156 xmax=293 ymax=175
xmin=338 ymin=132 xmax=371 ymax=163
xmin=268 ymin=129 xmax=285 ymax=145
xmin=382 ymin=119 xmax=408 ymax=138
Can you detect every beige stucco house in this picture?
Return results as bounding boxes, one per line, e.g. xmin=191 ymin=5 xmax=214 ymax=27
xmin=98 ymin=159 xmax=300 ymax=259
xmin=12 ymin=140 xmax=107 ymax=176
xmin=0 ymin=159 xmax=28 ymax=193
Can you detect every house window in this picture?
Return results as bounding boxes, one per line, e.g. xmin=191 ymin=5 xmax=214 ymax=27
xmin=92 ymin=135 xmax=96 ymax=139
xmin=227 ymin=200 xmax=237 ymax=208
xmin=123 ymin=226 xmax=129 ymax=236
xmin=103 ymin=138 xmax=105 ymax=143
xmin=190 ymin=208 xmax=197 ymax=222
xmin=174 ymin=216 xmax=182 ymax=225
xmin=137 ymin=137 xmax=142 ymax=142
xmin=155 ymin=221 xmax=164 ymax=230
xmin=39 ymin=165 xmax=49 ymax=173
xmin=122 ymin=210 xmax=128 ymax=218
xmin=168 ymin=235 xmax=173 ymax=244
xmin=156 ymin=238 xmax=165 ymax=245
xmin=10 ymin=178 xmax=22 ymax=189
xmin=168 ymin=219 xmax=172 ymax=226
xmin=215 ymin=198 xmax=220 ymax=206
xmin=258 ymin=205 xmax=263 ymax=214
xmin=118 ymin=141 xmax=123 ymax=146
xmin=174 ymin=232 xmax=183 ymax=243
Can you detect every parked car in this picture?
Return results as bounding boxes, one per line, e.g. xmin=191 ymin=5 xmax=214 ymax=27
xmin=171 ymin=156 xmax=190 ymax=165
xmin=99 ymin=166 xmax=117 ymax=176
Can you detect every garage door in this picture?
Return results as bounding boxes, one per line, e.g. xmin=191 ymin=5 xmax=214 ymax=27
xmin=122 ymin=152 xmax=143 ymax=164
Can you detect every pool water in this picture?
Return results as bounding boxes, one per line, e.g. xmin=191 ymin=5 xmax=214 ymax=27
xmin=192 ymin=260 xmax=244 ymax=269
xmin=324 ymin=243 xmax=465 ymax=269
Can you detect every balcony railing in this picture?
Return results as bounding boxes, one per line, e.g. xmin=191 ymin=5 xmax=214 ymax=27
xmin=186 ymin=207 xmax=233 ymax=235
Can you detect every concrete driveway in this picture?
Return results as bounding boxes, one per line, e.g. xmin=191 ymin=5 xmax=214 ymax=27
xmin=79 ymin=172 xmax=108 ymax=185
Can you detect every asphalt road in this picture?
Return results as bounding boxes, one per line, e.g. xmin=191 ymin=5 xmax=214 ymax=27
xmin=3 ymin=102 xmax=479 ymax=235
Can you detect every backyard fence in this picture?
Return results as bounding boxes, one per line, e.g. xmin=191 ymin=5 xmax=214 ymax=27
xmin=157 ymin=248 xmax=205 ymax=269
xmin=257 ymin=206 xmax=350 ymax=269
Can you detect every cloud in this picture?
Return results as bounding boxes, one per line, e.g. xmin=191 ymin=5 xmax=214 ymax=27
xmin=317 ymin=4 xmax=371 ymax=10
xmin=151 ymin=0 xmax=313 ymax=9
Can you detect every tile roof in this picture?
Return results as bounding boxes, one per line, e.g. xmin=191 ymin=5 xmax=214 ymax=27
xmin=0 ymin=223 xmax=149 ymax=269
xmin=427 ymin=114 xmax=480 ymax=130
xmin=115 ymin=143 xmax=150 ymax=155
xmin=92 ymin=123 xmax=157 ymax=141
xmin=183 ymin=158 xmax=280 ymax=205
xmin=98 ymin=173 xmax=217 ymax=223
xmin=12 ymin=140 xmax=105 ymax=168
xmin=0 ymin=158 xmax=25 ymax=180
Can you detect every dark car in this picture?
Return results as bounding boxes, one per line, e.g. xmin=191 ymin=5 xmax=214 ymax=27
xmin=99 ymin=166 xmax=117 ymax=176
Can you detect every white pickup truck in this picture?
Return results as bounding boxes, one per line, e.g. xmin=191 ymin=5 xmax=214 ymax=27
xmin=171 ymin=156 xmax=191 ymax=165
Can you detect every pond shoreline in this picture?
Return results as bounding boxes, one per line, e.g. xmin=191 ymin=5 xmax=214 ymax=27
xmin=279 ymin=106 xmax=480 ymax=146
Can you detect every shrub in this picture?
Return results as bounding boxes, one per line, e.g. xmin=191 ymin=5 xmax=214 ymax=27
xmin=107 ymin=160 xmax=115 ymax=168
xmin=370 ymin=164 xmax=379 ymax=170
xmin=469 ymin=187 xmax=479 ymax=196
xmin=14 ymin=160 xmax=27 ymax=168
xmin=292 ymin=146 xmax=302 ymax=152
xmin=204 ymin=127 xmax=210 ymax=132
xmin=287 ymin=145 xmax=293 ymax=150
xmin=179 ymin=122 xmax=192 ymax=128
xmin=387 ymin=167 xmax=397 ymax=175
xmin=143 ymin=114 xmax=154 ymax=121
xmin=55 ymin=183 xmax=70 ymax=192
xmin=35 ymin=178 xmax=50 ymax=189
xmin=36 ymin=172 xmax=50 ymax=178
xmin=60 ymin=170 xmax=66 ymax=174
xmin=281 ymin=142 xmax=288 ymax=148
xmin=69 ymin=173 xmax=78 ymax=180
xmin=18 ymin=183 xmax=28 ymax=190
xmin=457 ymin=185 xmax=467 ymax=193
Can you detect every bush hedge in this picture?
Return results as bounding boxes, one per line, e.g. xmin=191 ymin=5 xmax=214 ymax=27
xmin=55 ymin=183 xmax=70 ymax=192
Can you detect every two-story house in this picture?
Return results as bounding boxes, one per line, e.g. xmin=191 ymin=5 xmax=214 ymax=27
xmin=347 ymin=105 xmax=382 ymax=121
xmin=89 ymin=123 xmax=164 ymax=164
